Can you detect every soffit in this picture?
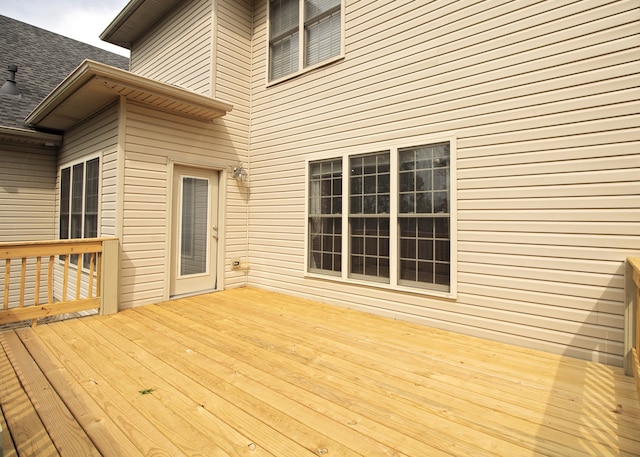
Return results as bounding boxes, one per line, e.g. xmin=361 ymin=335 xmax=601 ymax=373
xmin=100 ymin=0 xmax=182 ymax=49
xmin=0 ymin=126 xmax=62 ymax=149
xmin=25 ymin=60 xmax=233 ymax=133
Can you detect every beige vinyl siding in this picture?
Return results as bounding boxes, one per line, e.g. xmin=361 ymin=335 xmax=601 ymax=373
xmin=0 ymin=145 xmax=56 ymax=310
xmin=216 ymin=0 xmax=252 ymax=285
xmin=119 ymin=0 xmax=252 ymax=309
xmin=130 ymin=0 xmax=213 ymax=96
xmin=248 ymin=0 xmax=640 ymax=365
xmin=54 ymin=104 xmax=120 ymax=302
xmin=0 ymin=146 xmax=56 ymax=242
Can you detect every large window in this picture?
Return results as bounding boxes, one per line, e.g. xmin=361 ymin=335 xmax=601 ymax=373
xmin=269 ymin=0 xmax=343 ymax=81
xmin=59 ymin=157 xmax=99 ymax=265
xmin=307 ymin=141 xmax=455 ymax=295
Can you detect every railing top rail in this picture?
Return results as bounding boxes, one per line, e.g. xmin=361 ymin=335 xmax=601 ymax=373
xmin=629 ymin=257 xmax=640 ymax=273
xmin=0 ymin=237 xmax=117 ymax=259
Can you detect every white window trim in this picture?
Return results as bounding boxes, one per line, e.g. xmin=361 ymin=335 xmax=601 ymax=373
xmin=304 ymin=136 xmax=458 ymax=300
xmin=266 ymin=0 xmax=346 ymax=86
xmin=57 ymin=153 xmax=102 ymax=270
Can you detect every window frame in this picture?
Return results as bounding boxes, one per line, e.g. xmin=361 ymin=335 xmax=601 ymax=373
xmin=267 ymin=0 xmax=346 ymax=85
xmin=304 ymin=136 xmax=458 ymax=299
xmin=58 ymin=155 xmax=101 ymax=268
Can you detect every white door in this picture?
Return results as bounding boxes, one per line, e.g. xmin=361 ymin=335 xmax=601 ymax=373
xmin=170 ymin=166 xmax=219 ymax=297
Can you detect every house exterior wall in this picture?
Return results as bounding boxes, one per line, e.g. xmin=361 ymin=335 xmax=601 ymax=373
xmin=0 ymin=145 xmax=56 ymax=308
xmin=117 ymin=0 xmax=252 ymax=310
xmin=54 ymin=104 xmax=120 ymax=301
xmin=0 ymin=146 xmax=56 ymax=242
xmin=118 ymin=101 xmax=250 ymax=309
xmin=130 ymin=0 xmax=214 ymax=96
xmin=247 ymin=0 xmax=640 ymax=365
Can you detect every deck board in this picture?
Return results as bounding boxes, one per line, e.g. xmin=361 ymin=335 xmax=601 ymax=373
xmin=0 ymin=333 xmax=59 ymax=457
xmin=1 ymin=287 xmax=639 ymax=456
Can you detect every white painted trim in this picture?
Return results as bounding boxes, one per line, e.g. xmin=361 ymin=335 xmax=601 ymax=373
xmin=304 ymin=133 xmax=459 ymax=300
xmin=265 ymin=0 xmax=346 ymax=86
xmin=166 ymin=159 xmax=227 ymax=297
xmin=210 ymin=0 xmax=218 ymax=98
xmin=116 ymin=96 xmax=127 ymax=242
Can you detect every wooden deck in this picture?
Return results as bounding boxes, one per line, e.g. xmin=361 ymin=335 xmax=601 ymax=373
xmin=1 ymin=288 xmax=638 ymax=456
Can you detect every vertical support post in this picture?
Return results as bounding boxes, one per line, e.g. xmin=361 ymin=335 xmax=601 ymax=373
xmin=100 ymin=238 xmax=119 ymax=315
xmin=624 ymin=259 xmax=640 ymax=376
xmin=624 ymin=259 xmax=635 ymax=376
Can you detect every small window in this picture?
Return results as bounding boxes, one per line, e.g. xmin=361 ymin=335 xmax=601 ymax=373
xmin=308 ymin=158 xmax=342 ymax=275
xmin=59 ymin=157 xmax=100 ymax=265
xmin=349 ymin=152 xmax=390 ymax=282
xmin=398 ymin=144 xmax=451 ymax=290
xmin=269 ymin=0 xmax=343 ymax=81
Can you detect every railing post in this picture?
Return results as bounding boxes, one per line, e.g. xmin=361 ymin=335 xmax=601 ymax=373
xmin=625 ymin=259 xmax=635 ymax=376
xmin=100 ymin=238 xmax=119 ymax=315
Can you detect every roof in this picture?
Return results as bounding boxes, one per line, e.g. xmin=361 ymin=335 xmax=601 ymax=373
xmin=101 ymin=0 xmax=182 ymax=49
xmin=0 ymin=15 xmax=129 ymax=131
xmin=26 ymin=60 xmax=233 ymax=132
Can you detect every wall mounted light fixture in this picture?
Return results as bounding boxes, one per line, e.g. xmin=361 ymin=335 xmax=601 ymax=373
xmin=232 ymin=163 xmax=248 ymax=182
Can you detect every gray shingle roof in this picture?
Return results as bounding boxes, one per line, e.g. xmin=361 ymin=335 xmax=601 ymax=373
xmin=0 ymin=15 xmax=129 ymax=131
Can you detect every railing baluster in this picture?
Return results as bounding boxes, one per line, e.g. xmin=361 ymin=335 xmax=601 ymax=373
xmin=35 ymin=256 xmax=42 ymax=306
xmin=20 ymin=257 xmax=27 ymax=308
xmin=63 ymin=255 xmax=70 ymax=302
xmin=96 ymin=251 xmax=102 ymax=298
xmin=88 ymin=253 xmax=95 ymax=298
xmin=4 ymin=258 xmax=10 ymax=311
xmin=48 ymin=255 xmax=54 ymax=304
xmin=75 ymin=254 xmax=83 ymax=300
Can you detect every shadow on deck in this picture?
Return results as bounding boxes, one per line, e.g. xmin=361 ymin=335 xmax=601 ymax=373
xmin=1 ymin=287 xmax=639 ymax=456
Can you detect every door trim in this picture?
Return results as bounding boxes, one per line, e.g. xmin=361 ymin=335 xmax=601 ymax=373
xmin=165 ymin=160 xmax=227 ymax=300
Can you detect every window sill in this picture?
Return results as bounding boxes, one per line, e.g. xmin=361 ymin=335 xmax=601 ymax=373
xmin=304 ymin=271 xmax=457 ymax=301
xmin=266 ymin=54 xmax=345 ymax=88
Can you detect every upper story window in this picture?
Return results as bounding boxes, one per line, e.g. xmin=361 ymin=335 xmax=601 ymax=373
xmin=269 ymin=0 xmax=343 ymax=82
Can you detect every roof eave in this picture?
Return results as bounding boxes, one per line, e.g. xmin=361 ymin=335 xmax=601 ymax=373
xmin=25 ymin=60 xmax=233 ymax=132
xmin=0 ymin=126 xmax=62 ymax=148
xmin=100 ymin=0 xmax=182 ymax=49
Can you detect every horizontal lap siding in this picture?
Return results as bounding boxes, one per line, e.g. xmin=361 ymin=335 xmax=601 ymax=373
xmin=248 ymin=0 xmax=640 ymax=365
xmin=0 ymin=146 xmax=56 ymax=310
xmin=217 ymin=0 xmax=253 ymax=287
xmin=0 ymin=146 xmax=56 ymax=242
xmin=54 ymin=105 xmax=120 ymax=303
xmin=119 ymin=0 xmax=253 ymax=302
xmin=130 ymin=0 xmax=213 ymax=96
xmin=121 ymin=66 xmax=250 ymax=308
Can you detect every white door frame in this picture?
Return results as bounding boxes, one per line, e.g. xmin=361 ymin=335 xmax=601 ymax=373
xmin=166 ymin=161 xmax=226 ymax=299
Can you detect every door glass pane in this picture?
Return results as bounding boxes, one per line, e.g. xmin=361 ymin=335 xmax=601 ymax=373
xmin=180 ymin=177 xmax=209 ymax=276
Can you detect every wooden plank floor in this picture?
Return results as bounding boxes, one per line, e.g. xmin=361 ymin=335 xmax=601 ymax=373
xmin=1 ymin=287 xmax=639 ymax=456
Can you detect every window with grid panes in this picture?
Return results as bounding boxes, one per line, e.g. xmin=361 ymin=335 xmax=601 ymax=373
xmin=269 ymin=0 xmax=342 ymax=81
xmin=59 ymin=157 xmax=99 ymax=265
xmin=398 ymin=143 xmax=451 ymax=291
xmin=307 ymin=142 xmax=453 ymax=294
xmin=308 ymin=159 xmax=342 ymax=274
xmin=349 ymin=152 xmax=390 ymax=281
